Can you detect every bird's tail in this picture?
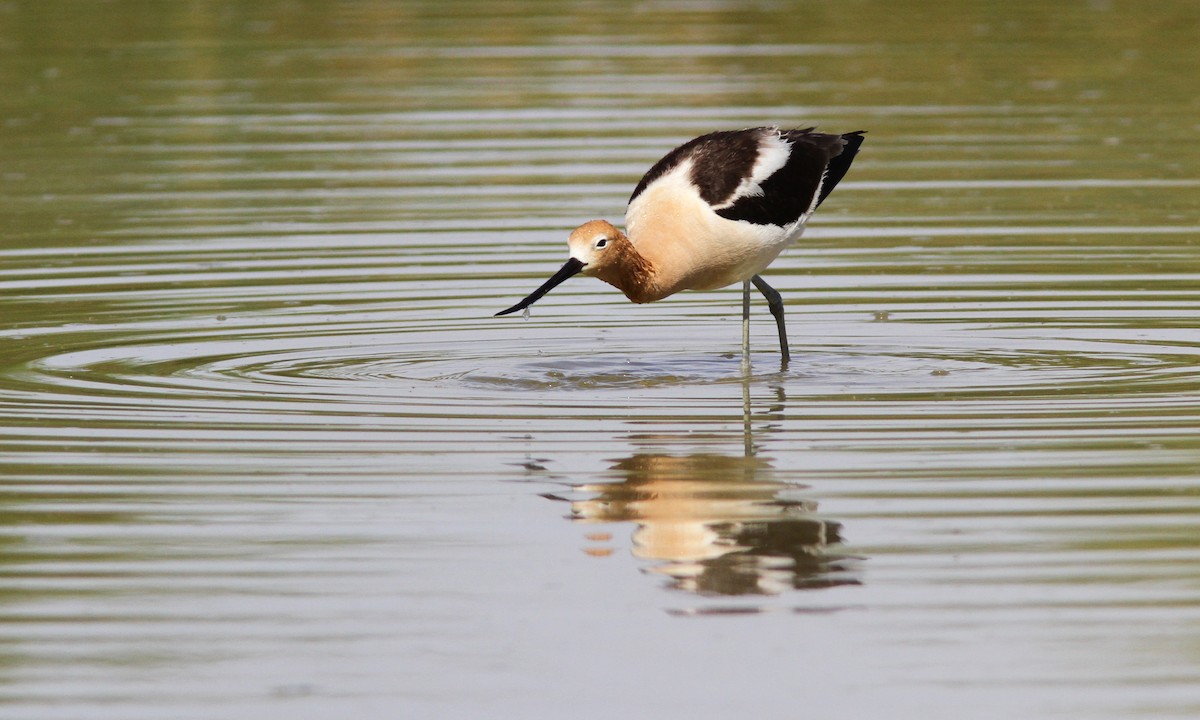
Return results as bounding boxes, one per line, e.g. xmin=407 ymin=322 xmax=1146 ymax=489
xmin=815 ymin=130 xmax=866 ymax=208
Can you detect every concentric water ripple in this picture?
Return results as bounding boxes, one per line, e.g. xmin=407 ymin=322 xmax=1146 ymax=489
xmin=3 ymin=1 xmax=1200 ymax=717
xmin=4 ymin=285 xmax=1199 ymax=425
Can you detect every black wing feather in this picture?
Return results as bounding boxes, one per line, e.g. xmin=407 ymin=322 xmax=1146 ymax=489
xmin=815 ymin=130 xmax=866 ymax=209
xmin=717 ymin=129 xmax=865 ymax=226
xmin=629 ymin=127 xmax=866 ymax=228
xmin=629 ymin=129 xmax=763 ymax=206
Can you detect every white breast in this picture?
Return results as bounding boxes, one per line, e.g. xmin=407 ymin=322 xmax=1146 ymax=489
xmin=625 ymin=159 xmax=806 ymax=294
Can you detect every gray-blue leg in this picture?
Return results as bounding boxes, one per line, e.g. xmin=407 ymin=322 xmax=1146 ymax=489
xmin=751 ymin=275 xmax=790 ymax=363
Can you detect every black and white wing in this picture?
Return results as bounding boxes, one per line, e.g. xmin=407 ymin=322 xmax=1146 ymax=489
xmin=628 ymin=127 xmax=865 ymax=227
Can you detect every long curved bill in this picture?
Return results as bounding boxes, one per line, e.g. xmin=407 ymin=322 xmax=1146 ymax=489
xmin=495 ymin=257 xmax=584 ymax=317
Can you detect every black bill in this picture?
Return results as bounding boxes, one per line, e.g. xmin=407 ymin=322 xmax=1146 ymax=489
xmin=495 ymin=257 xmax=585 ymax=317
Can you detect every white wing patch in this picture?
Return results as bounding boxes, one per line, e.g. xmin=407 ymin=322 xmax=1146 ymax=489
xmin=710 ymin=131 xmax=791 ymax=210
xmin=807 ymin=165 xmax=829 ymax=217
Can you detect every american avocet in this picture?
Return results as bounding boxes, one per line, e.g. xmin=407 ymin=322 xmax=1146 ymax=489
xmin=496 ymin=127 xmax=865 ymax=367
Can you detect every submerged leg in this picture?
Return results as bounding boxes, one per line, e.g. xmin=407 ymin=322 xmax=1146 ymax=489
xmin=741 ymin=279 xmax=751 ymax=372
xmin=751 ymin=274 xmax=790 ymax=364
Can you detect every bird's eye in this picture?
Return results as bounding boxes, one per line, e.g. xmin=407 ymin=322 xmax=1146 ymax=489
xmin=595 ymin=237 xmax=608 ymax=249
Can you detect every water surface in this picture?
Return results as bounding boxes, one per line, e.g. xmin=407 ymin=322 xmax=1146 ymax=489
xmin=2 ymin=1 xmax=1200 ymax=718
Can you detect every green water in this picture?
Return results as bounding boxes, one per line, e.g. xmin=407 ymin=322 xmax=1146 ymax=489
xmin=2 ymin=1 xmax=1200 ymax=717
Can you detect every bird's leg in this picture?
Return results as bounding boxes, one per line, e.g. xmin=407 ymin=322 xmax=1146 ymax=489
xmin=742 ymin=373 xmax=754 ymax=457
xmin=751 ymin=275 xmax=790 ymax=365
xmin=741 ymin=279 xmax=751 ymax=372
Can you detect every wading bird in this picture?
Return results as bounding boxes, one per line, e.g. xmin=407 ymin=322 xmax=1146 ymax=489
xmin=496 ymin=127 xmax=865 ymax=367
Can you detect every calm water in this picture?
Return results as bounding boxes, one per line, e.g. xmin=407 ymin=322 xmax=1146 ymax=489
xmin=2 ymin=1 xmax=1200 ymax=718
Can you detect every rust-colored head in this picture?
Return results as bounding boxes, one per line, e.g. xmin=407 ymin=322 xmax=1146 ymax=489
xmin=566 ymin=219 xmax=627 ymax=276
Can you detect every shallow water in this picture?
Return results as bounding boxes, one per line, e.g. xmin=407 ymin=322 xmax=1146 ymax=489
xmin=2 ymin=1 xmax=1200 ymax=718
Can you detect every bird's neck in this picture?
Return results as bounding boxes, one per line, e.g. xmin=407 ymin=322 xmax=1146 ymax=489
xmin=593 ymin=235 xmax=662 ymax=304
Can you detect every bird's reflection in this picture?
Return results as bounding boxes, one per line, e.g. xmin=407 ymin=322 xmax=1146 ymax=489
xmin=557 ymin=380 xmax=859 ymax=597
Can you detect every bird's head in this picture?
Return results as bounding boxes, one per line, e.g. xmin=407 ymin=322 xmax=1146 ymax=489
xmin=494 ymin=219 xmax=629 ymax=317
xmin=566 ymin=219 xmax=626 ymax=275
